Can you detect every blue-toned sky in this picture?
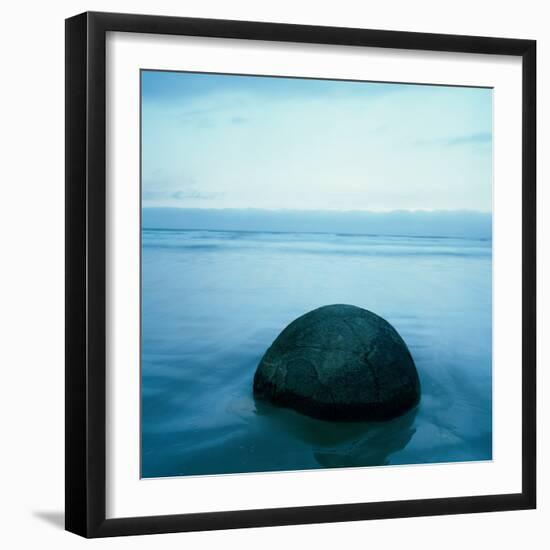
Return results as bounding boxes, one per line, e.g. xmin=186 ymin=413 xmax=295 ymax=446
xmin=142 ymin=71 xmax=492 ymax=212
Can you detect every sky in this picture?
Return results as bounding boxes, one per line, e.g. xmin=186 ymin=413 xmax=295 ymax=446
xmin=141 ymin=70 xmax=492 ymax=213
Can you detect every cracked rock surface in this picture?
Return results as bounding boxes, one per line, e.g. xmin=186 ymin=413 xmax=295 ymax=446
xmin=253 ymin=304 xmax=420 ymax=421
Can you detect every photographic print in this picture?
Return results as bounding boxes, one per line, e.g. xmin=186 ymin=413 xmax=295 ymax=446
xmin=140 ymin=70 xmax=493 ymax=479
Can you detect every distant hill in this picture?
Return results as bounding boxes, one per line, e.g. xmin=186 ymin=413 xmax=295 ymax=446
xmin=142 ymin=208 xmax=492 ymax=239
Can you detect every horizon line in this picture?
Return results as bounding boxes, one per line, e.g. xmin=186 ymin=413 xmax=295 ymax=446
xmin=142 ymin=206 xmax=492 ymax=215
xmin=142 ymin=225 xmax=492 ymax=241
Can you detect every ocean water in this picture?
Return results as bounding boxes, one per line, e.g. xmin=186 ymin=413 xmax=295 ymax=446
xmin=141 ymin=228 xmax=492 ymax=478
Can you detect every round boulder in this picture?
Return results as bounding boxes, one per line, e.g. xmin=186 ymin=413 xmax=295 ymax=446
xmin=253 ymin=304 xmax=420 ymax=421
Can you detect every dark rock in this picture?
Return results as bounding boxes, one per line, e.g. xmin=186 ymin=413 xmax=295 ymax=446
xmin=253 ymin=304 xmax=420 ymax=421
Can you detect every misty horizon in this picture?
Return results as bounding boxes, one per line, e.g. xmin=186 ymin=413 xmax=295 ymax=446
xmin=142 ymin=207 xmax=492 ymax=239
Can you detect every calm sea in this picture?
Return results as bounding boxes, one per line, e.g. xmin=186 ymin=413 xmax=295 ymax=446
xmin=141 ymin=228 xmax=492 ymax=478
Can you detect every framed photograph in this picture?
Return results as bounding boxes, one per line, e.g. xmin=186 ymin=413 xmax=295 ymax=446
xmin=65 ymin=11 xmax=536 ymax=537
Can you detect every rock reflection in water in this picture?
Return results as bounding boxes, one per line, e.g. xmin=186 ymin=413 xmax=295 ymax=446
xmin=254 ymin=397 xmax=418 ymax=469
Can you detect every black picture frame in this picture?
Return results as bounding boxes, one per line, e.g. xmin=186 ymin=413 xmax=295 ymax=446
xmin=65 ymin=11 xmax=536 ymax=538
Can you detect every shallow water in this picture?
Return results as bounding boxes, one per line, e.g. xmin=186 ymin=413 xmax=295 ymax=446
xmin=141 ymin=229 xmax=492 ymax=478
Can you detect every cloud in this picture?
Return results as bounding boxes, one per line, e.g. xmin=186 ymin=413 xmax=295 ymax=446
xmin=171 ymin=190 xmax=220 ymax=200
xmin=141 ymin=170 xmax=197 ymax=191
xmin=178 ymin=106 xmax=224 ymax=121
xmin=413 ymin=132 xmax=492 ymax=147
xmin=230 ymin=116 xmax=248 ymax=125
xmin=142 ymin=189 xmax=221 ymax=202
xmin=177 ymin=107 xmax=249 ymax=129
